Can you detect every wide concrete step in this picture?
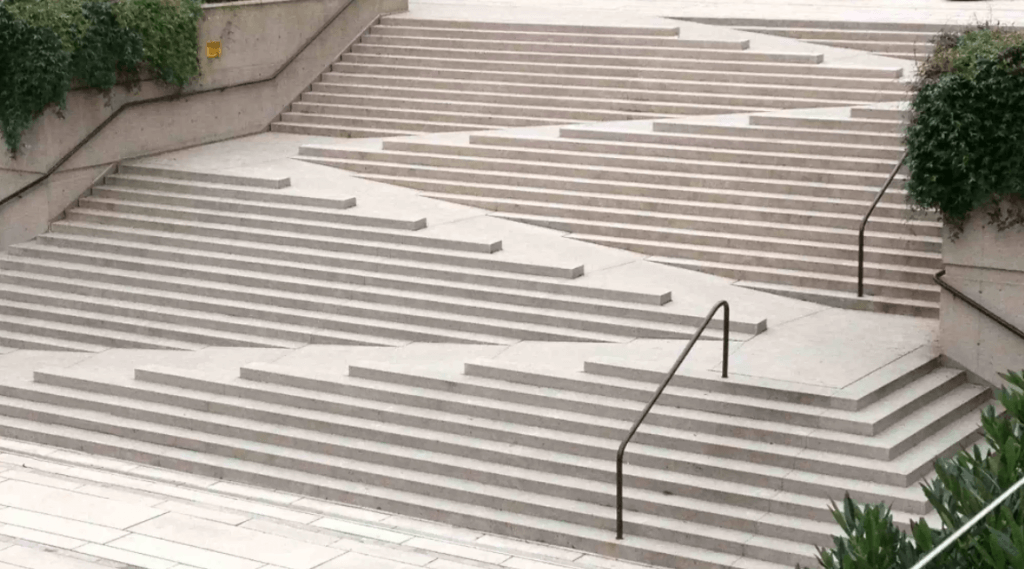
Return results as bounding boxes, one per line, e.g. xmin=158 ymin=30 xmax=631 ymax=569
xmin=363 ymin=173 xmax=921 ymax=222
xmin=561 ymin=126 xmax=904 ymax=161
xmin=7 ymin=243 xmax=700 ymax=339
xmin=653 ymin=121 xmax=904 ymax=147
xmin=0 ymin=294 xmax=289 ymax=349
xmin=312 ymin=82 xmax=771 ymax=115
xmin=277 ymin=111 xmax=501 ymax=133
xmin=654 ymin=257 xmax=939 ymax=301
xmin=299 ymin=148 xmax=912 ymax=204
xmin=0 ymin=256 xmax=621 ymax=344
xmin=0 ymin=303 xmax=194 ymax=351
xmin=6 ymin=374 xmax=837 ymax=559
xmin=359 ymin=34 xmax=825 ymax=64
xmin=641 ymin=242 xmax=939 ymax=284
xmin=379 ymin=16 xmax=683 ymax=37
xmin=74 ymin=197 xmax=495 ymax=252
xmin=736 ymin=26 xmax=935 ymax=43
xmin=50 ymin=217 xmax=582 ymax=279
xmin=298 ymin=92 xmax=670 ymax=122
xmin=118 ymin=164 xmax=291 ymax=189
xmin=379 ymin=139 xmax=906 ymax=189
xmin=368 ymin=25 xmax=751 ymax=50
xmin=349 ymin=43 xmax=902 ymax=78
xmin=0 ymin=411 xmax=791 ymax=569
xmin=573 ymin=231 xmax=938 ymax=271
xmin=421 ymin=192 xmax=935 ymax=243
xmin=270 ymin=122 xmax=421 ymax=138
xmin=289 ymin=101 xmax=576 ymax=128
xmin=40 ymin=223 xmax=659 ymax=305
xmin=336 ymin=54 xmax=910 ymax=92
xmin=125 ymin=365 xmax=939 ymax=514
xmin=91 ymin=186 xmax=423 ymax=230
xmin=739 ymin=281 xmax=939 ymax=318
xmin=321 ymin=70 xmax=894 ymax=108
xmin=750 ymin=115 xmax=906 ymax=133
xmin=468 ymin=132 xmax=902 ymax=174
xmin=105 ymin=174 xmax=345 ymax=208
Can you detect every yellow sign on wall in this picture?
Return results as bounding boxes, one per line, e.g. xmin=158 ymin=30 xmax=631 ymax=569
xmin=206 ymin=41 xmax=221 ymax=59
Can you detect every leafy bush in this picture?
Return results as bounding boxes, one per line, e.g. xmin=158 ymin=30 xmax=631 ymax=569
xmin=804 ymin=370 xmax=1024 ymax=569
xmin=905 ymin=25 xmax=1024 ymax=237
xmin=0 ymin=0 xmax=203 ymax=156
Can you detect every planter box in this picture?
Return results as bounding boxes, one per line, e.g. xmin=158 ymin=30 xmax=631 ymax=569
xmin=941 ymin=211 xmax=1024 ymax=386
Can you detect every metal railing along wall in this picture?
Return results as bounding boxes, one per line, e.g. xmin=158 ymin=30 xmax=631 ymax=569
xmin=934 ymin=269 xmax=1024 ymax=341
xmin=615 ymin=300 xmax=730 ymax=539
xmin=858 ymin=151 xmax=908 ymax=297
xmin=909 ymin=474 xmax=1024 ymax=569
xmin=0 ymin=0 xmax=364 ymax=211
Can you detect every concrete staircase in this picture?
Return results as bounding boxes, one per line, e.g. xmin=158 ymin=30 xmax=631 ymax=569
xmin=0 ymin=164 xmax=762 ymax=352
xmin=0 ymin=349 xmax=991 ymax=569
xmin=271 ymin=16 xmax=911 ymax=138
xmin=299 ymin=105 xmax=941 ymax=317
xmin=683 ymin=18 xmax=942 ymax=61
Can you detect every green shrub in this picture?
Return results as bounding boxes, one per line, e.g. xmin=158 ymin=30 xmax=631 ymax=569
xmin=804 ymin=370 xmax=1024 ymax=569
xmin=0 ymin=0 xmax=203 ymax=156
xmin=905 ymin=26 xmax=1024 ymax=237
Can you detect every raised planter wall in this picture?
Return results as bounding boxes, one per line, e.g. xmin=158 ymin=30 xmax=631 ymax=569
xmin=941 ymin=213 xmax=1024 ymax=387
xmin=0 ymin=0 xmax=407 ymax=249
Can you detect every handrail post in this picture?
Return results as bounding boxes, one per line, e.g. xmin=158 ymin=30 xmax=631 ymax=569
xmin=858 ymin=152 xmax=907 ymax=297
xmin=616 ymin=300 xmax=729 ymax=540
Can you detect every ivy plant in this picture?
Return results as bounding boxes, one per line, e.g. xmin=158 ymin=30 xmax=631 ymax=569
xmin=0 ymin=0 xmax=204 ymax=156
xmin=905 ymin=25 xmax=1024 ymax=237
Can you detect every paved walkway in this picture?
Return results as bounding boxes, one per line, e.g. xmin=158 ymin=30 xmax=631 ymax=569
xmin=0 ymin=437 xmax=648 ymax=569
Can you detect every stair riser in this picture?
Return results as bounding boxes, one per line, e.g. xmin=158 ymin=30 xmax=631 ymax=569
xmin=299 ymin=92 xmax=665 ymax=122
xmin=312 ymin=83 xmax=767 ymax=115
xmin=104 ymin=176 xmax=352 ymax=209
xmin=742 ymin=28 xmax=934 ymax=43
xmin=278 ymin=111 xmax=491 ymax=132
xmin=55 ymin=216 xmax=578 ymax=280
xmin=466 ymin=134 xmax=903 ymax=174
xmin=0 ymin=315 xmax=173 ymax=350
xmin=820 ymin=41 xmax=933 ymax=55
xmin=377 ymin=17 xmax=683 ymax=36
xmin=654 ymin=122 xmax=903 ymax=147
xmin=301 ymin=151 xmax=911 ymax=203
xmin=365 ymin=174 xmax=919 ymax=220
xmin=664 ymin=261 xmax=938 ymax=302
xmin=349 ymin=43 xmax=899 ymax=78
xmin=0 ymin=264 xmax=595 ymax=344
xmin=290 ymin=102 xmax=563 ymax=127
xmin=521 ymin=215 xmax=939 ymax=255
xmin=851 ymin=108 xmax=910 ymax=121
xmin=561 ymin=127 xmax=905 ymax=161
xmin=741 ymin=284 xmax=939 ymax=318
xmin=0 ymin=299 xmax=260 ymax=348
xmin=368 ymin=26 xmax=748 ymax=50
xmin=0 ymin=422 xmax=742 ymax=569
xmin=339 ymin=53 xmax=909 ymax=91
xmin=436 ymin=196 xmax=936 ymax=246
xmin=358 ymin=34 xmax=825 ymax=64
xmin=90 ymin=188 xmax=419 ymax=230
xmin=117 ymin=165 xmax=290 ymax=189
xmin=6 ymin=246 xmax=679 ymax=339
xmin=0 ymin=335 xmax=100 ymax=352
xmin=322 ymin=73 xmax=881 ymax=109
xmin=29 ymin=237 xmax=680 ymax=325
xmin=750 ymin=115 xmax=906 ymax=133
xmin=271 ymin=123 xmax=411 ymax=138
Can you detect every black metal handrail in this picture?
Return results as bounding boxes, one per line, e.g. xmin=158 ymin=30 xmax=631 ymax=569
xmin=935 ymin=269 xmax=1024 ymax=340
xmin=858 ymin=151 xmax=908 ymax=297
xmin=615 ymin=300 xmax=729 ymax=540
xmin=0 ymin=0 xmax=363 ymax=211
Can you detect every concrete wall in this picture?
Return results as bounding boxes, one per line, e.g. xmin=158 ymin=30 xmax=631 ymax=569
xmin=941 ymin=213 xmax=1024 ymax=388
xmin=0 ymin=0 xmax=406 ymax=249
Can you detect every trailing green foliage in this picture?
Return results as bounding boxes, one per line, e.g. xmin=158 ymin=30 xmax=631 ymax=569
xmin=0 ymin=0 xmax=203 ymax=156
xmin=803 ymin=370 xmax=1024 ymax=569
xmin=905 ymin=25 xmax=1024 ymax=237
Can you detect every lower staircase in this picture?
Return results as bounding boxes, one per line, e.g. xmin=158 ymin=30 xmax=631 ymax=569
xmin=0 ymin=348 xmax=991 ymax=568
